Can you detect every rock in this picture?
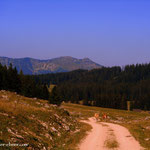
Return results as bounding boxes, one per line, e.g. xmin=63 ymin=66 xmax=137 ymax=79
xmin=38 ymin=120 xmax=48 ymax=129
xmin=57 ymin=132 xmax=61 ymax=136
xmin=116 ymin=117 xmax=124 ymax=120
xmin=36 ymin=102 xmax=41 ymax=105
xmin=45 ymin=133 xmax=50 ymax=138
xmin=51 ymin=127 xmax=57 ymax=132
xmin=15 ymin=134 xmax=24 ymax=139
xmin=145 ymin=126 xmax=150 ymax=130
xmin=62 ymin=118 xmax=66 ymax=122
xmin=44 ymin=104 xmax=50 ymax=108
xmin=64 ymin=125 xmax=70 ymax=131
xmin=2 ymin=95 xmax=8 ymax=100
xmin=145 ymin=138 xmax=150 ymax=141
xmin=1 ymin=90 xmax=6 ymax=92
xmin=7 ymin=128 xmax=15 ymax=135
xmin=112 ymin=120 xmax=123 ymax=124
xmin=145 ymin=116 xmax=150 ymax=120
xmin=7 ymin=128 xmax=24 ymax=139
xmin=0 ymin=112 xmax=9 ymax=116
xmin=42 ymin=147 xmax=46 ymax=150
xmin=54 ymin=114 xmax=60 ymax=118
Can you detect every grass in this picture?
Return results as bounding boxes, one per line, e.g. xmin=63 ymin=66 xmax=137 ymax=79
xmin=105 ymin=139 xmax=119 ymax=149
xmin=0 ymin=91 xmax=80 ymax=150
xmin=62 ymin=122 xmax=92 ymax=150
xmin=104 ymin=128 xmax=119 ymax=149
xmin=1 ymin=91 xmax=150 ymax=149
xmin=62 ymin=103 xmax=150 ymax=150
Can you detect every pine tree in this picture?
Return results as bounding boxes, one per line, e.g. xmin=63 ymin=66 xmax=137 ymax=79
xmin=49 ymin=87 xmax=62 ymax=106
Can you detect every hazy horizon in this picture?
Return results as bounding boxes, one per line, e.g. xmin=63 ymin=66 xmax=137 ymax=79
xmin=0 ymin=0 xmax=150 ymax=67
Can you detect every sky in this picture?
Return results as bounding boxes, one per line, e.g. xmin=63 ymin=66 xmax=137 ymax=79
xmin=0 ymin=0 xmax=150 ymax=67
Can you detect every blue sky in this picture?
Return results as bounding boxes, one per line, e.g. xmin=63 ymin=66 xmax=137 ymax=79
xmin=0 ymin=0 xmax=150 ymax=66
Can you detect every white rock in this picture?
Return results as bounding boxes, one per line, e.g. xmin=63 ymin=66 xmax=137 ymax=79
xmin=51 ymin=127 xmax=57 ymax=132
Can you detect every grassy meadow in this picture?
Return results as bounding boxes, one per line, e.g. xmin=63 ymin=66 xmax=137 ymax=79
xmin=0 ymin=90 xmax=150 ymax=149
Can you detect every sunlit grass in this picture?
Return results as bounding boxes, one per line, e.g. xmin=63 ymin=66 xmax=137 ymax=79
xmin=0 ymin=91 xmax=80 ymax=149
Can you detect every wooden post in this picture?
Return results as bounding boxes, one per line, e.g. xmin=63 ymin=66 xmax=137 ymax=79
xmin=127 ymin=101 xmax=131 ymax=111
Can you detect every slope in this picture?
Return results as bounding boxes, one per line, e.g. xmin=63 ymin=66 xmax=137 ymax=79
xmin=0 ymin=90 xmax=81 ymax=149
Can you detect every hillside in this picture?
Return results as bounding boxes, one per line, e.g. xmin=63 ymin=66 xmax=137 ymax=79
xmin=0 ymin=90 xmax=82 ymax=149
xmin=0 ymin=56 xmax=102 ymax=74
xmin=0 ymin=90 xmax=150 ymax=149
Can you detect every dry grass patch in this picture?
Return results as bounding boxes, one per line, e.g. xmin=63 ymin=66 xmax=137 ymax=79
xmin=105 ymin=139 xmax=119 ymax=149
xmin=0 ymin=100 xmax=47 ymax=117
xmin=104 ymin=128 xmax=119 ymax=149
xmin=64 ymin=122 xmax=92 ymax=150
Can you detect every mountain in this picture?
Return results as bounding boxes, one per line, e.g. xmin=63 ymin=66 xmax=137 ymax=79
xmin=0 ymin=56 xmax=102 ymax=74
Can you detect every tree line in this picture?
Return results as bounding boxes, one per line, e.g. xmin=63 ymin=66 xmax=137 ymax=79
xmin=34 ymin=63 xmax=150 ymax=110
xmin=0 ymin=63 xmax=49 ymax=100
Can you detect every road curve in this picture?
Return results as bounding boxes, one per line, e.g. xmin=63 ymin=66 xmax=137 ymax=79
xmin=79 ymin=117 xmax=144 ymax=150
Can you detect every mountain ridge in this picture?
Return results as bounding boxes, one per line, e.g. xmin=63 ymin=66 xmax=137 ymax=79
xmin=0 ymin=56 xmax=102 ymax=75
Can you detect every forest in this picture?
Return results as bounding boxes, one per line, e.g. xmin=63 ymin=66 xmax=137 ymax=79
xmin=34 ymin=63 xmax=150 ymax=110
xmin=1 ymin=62 xmax=150 ymax=110
xmin=0 ymin=63 xmax=49 ymax=100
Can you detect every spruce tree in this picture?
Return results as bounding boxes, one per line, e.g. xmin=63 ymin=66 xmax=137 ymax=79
xmin=49 ymin=87 xmax=61 ymax=106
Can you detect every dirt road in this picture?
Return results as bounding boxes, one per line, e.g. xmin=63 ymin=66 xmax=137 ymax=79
xmin=79 ymin=117 xmax=144 ymax=150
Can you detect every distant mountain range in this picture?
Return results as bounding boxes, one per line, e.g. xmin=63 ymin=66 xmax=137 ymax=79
xmin=0 ymin=56 xmax=102 ymax=75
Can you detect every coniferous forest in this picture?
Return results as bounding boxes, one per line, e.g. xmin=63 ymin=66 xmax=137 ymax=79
xmin=1 ymin=63 xmax=150 ymax=110
xmin=34 ymin=63 xmax=150 ymax=110
xmin=0 ymin=63 xmax=49 ymax=100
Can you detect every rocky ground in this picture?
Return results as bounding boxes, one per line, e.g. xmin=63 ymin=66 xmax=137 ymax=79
xmin=0 ymin=91 xmax=80 ymax=150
